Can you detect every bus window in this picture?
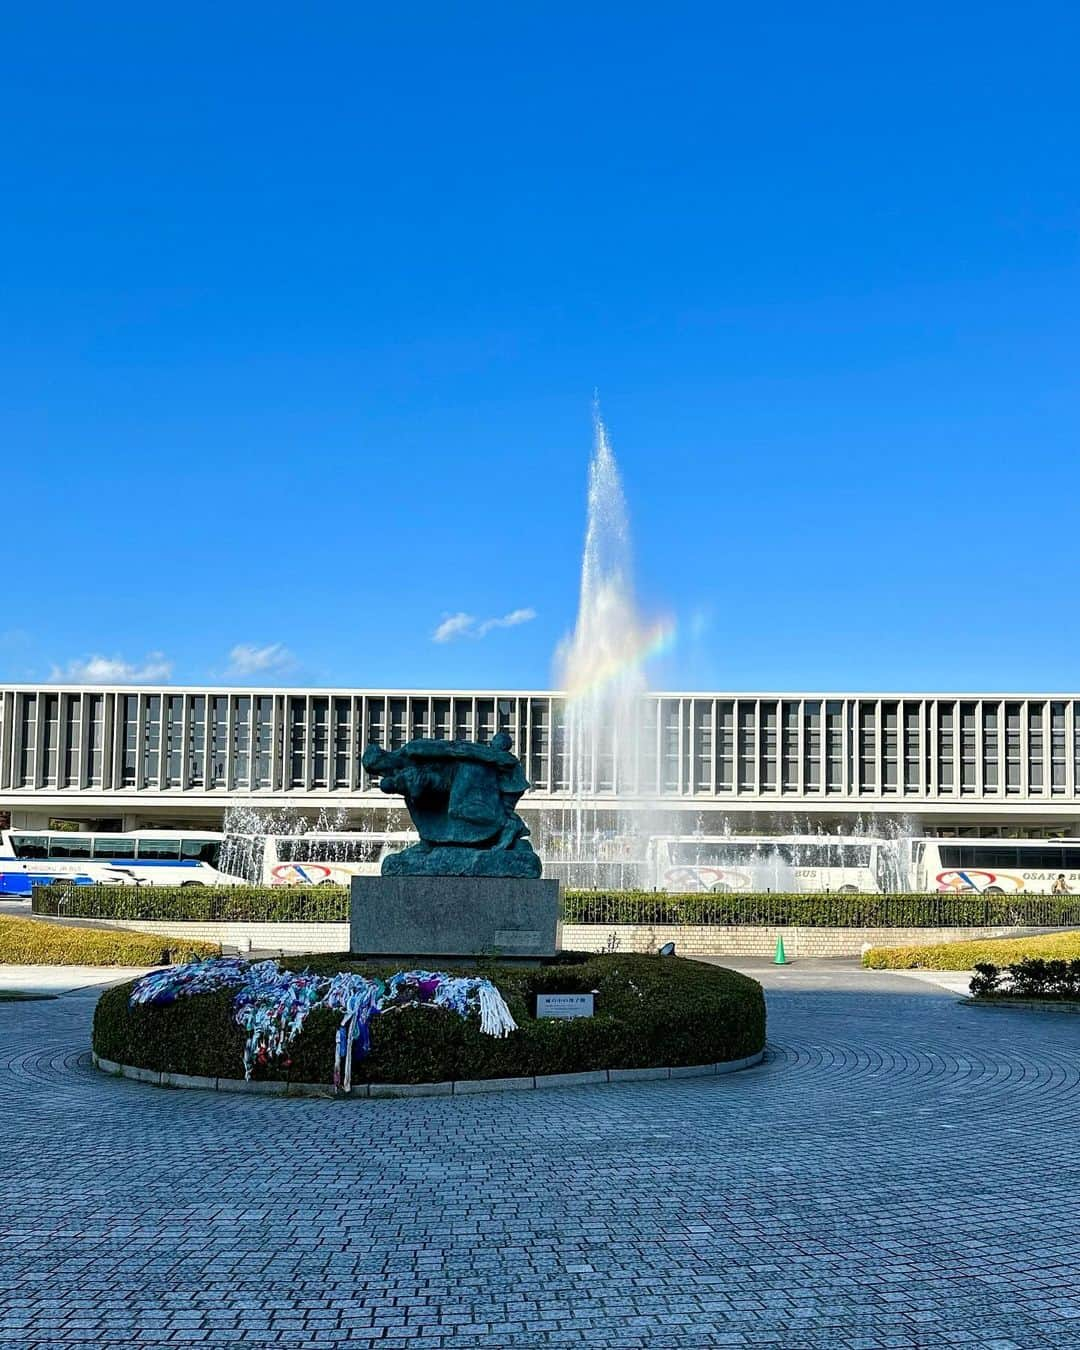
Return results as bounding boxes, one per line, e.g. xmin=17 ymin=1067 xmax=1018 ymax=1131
xmin=275 ymin=837 xmax=382 ymax=865
xmin=971 ymin=846 xmax=1020 ymax=869
xmin=841 ymin=846 xmax=871 ymax=869
xmin=942 ymin=844 xmax=1043 ymax=870
xmin=48 ymin=836 xmax=92 ymax=859
xmin=137 ymin=838 xmax=181 ymax=861
xmin=794 ymin=844 xmax=825 ymax=868
xmin=1018 ymin=847 xmax=1064 ymax=870
xmin=181 ymin=838 xmax=221 ymax=867
xmin=10 ymin=835 xmax=49 ymax=859
xmin=93 ymin=837 xmax=137 ymax=859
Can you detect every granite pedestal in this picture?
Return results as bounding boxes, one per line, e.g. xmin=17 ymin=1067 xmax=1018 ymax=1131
xmin=350 ymin=875 xmax=561 ymax=961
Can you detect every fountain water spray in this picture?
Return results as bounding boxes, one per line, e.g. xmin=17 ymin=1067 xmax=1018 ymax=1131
xmin=553 ymin=409 xmax=673 ymax=881
xmin=219 ymin=802 xmax=414 ymax=885
xmin=543 ymin=408 xmax=916 ymax=893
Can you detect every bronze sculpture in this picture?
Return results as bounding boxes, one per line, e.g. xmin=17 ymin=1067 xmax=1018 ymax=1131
xmin=361 ymin=732 xmax=543 ymax=877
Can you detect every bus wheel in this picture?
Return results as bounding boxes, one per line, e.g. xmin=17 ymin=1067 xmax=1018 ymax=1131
xmin=837 ymin=885 xmax=859 ymax=894
xmin=318 ymin=879 xmax=336 ymax=886
xmin=983 ymin=886 xmax=1004 ymax=895
xmin=180 ymin=880 xmax=204 ymax=888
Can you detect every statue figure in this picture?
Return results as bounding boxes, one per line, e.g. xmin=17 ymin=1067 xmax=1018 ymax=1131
xmin=361 ymin=732 xmax=543 ymax=877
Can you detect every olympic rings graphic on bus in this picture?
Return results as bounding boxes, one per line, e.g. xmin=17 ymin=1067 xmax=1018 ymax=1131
xmin=935 ymin=869 xmax=1025 ymax=894
xmin=271 ymin=863 xmax=332 ymax=886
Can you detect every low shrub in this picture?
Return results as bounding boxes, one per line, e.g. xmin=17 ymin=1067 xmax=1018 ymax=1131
xmin=862 ymin=929 xmax=1080 ymax=970
xmin=32 ymin=883 xmax=347 ymax=923
xmin=970 ymin=958 xmax=1080 ymax=1001
xmin=37 ymin=883 xmax=1080 ymax=930
xmin=564 ymin=890 xmax=1080 ymax=928
xmin=0 ymin=915 xmax=219 ymax=967
xmin=92 ymin=953 xmax=766 ymax=1084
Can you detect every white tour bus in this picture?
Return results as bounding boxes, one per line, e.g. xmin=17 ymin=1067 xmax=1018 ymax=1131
xmin=0 ymin=829 xmax=245 ymax=895
xmin=646 ymin=834 xmax=898 ymax=893
xmin=247 ymin=832 xmax=416 ymax=886
xmin=914 ymin=838 xmax=1080 ymax=895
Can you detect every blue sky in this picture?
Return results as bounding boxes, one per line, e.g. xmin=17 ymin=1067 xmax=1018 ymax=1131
xmin=4 ymin=3 xmax=1079 ymax=692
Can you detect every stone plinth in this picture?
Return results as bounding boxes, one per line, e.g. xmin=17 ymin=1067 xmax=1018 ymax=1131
xmin=350 ymin=876 xmax=561 ymax=960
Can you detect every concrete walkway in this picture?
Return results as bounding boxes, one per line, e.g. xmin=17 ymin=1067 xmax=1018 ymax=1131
xmin=698 ymin=954 xmax=976 ymax=997
xmin=0 ymin=963 xmax=154 ymax=996
xmin=1 ymin=961 xmax=1078 ymax=1347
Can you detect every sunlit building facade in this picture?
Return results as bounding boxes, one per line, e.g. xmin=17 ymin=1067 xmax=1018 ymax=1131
xmin=3 ymin=684 xmax=1080 ymax=837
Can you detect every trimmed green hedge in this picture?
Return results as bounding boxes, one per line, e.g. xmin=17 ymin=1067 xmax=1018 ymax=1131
xmin=33 ymin=883 xmax=348 ymax=923
xmin=38 ymin=883 xmax=1080 ymax=929
xmin=970 ymin=958 xmax=1080 ymax=1000
xmin=0 ymin=915 xmax=219 ymax=967
xmin=563 ymin=890 xmax=1080 ymax=928
xmin=92 ymin=953 xmax=766 ymax=1084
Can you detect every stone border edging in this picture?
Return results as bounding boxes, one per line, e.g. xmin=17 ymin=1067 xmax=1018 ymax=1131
xmin=91 ymin=1048 xmax=766 ymax=1098
xmin=958 ymin=997 xmax=1080 ymax=1015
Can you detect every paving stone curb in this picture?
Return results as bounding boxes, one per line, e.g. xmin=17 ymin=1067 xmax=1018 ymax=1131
xmin=92 ymin=1048 xmax=765 ymax=1098
xmin=959 ymin=996 xmax=1080 ymax=1014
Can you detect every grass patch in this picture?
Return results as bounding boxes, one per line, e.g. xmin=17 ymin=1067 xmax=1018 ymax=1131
xmin=92 ymin=952 xmax=766 ymax=1085
xmin=863 ymin=929 xmax=1080 ymax=970
xmin=0 ymin=915 xmax=220 ymax=967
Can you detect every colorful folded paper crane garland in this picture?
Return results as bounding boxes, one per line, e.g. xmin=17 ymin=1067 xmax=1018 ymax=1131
xmin=129 ymin=958 xmax=518 ymax=1091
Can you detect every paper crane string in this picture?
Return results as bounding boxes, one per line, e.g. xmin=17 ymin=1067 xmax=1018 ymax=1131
xmin=129 ymin=958 xmax=517 ymax=1090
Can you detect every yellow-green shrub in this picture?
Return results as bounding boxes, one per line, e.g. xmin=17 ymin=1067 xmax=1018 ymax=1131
xmin=863 ymin=929 xmax=1080 ymax=970
xmin=0 ymin=915 xmax=219 ymax=967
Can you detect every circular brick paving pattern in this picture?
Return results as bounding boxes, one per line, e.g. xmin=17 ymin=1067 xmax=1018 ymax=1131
xmin=1 ymin=975 xmax=1078 ymax=1349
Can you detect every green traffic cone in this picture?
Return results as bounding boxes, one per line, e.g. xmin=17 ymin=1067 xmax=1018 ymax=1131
xmin=773 ymin=935 xmax=788 ymax=965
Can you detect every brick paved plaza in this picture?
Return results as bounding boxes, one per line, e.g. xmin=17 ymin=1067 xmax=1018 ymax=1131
xmin=1 ymin=965 xmax=1077 ymax=1349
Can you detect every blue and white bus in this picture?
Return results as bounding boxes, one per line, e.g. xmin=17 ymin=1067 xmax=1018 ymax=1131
xmin=0 ymin=829 xmax=246 ymax=895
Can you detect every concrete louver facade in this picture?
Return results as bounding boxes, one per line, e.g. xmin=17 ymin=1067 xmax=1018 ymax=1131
xmin=3 ymin=684 xmax=1080 ymax=836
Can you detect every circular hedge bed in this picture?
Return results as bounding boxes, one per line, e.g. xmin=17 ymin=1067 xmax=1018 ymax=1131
xmin=92 ymin=953 xmax=766 ymax=1087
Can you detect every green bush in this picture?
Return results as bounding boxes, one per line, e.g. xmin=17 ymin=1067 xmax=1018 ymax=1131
xmin=37 ymin=883 xmax=1080 ymax=929
xmin=32 ymin=883 xmax=348 ymax=923
xmin=0 ymin=915 xmax=219 ymax=967
xmin=863 ymin=929 xmax=1080 ymax=970
xmin=91 ymin=953 xmax=766 ymax=1084
xmin=970 ymin=958 xmax=1080 ymax=1000
xmin=563 ymin=890 xmax=1080 ymax=928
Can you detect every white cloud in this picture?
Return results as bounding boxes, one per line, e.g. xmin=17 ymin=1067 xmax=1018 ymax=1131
xmin=432 ymin=612 xmax=477 ymax=643
xmin=48 ymin=652 xmax=173 ymax=684
xmin=432 ymin=608 xmax=537 ymax=642
xmin=226 ymin=642 xmax=294 ymax=675
xmin=476 ymin=607 xmax=537 ymax=636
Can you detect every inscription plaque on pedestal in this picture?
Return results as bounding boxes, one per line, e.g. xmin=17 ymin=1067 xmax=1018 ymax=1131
xmin=536 ymin=993 xmax=594 ymax=1019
